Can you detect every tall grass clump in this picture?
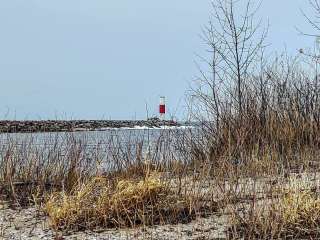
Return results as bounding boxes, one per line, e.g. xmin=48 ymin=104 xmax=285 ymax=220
xmin=0 ymin=133 xmax=99 ymax=205
xmin=190 ymin=35 xmax=320 ymax=177
xmin=44 ymin=171 xmax=195 ymax=231
xmin=229 ymin=189 xmax=320 ymax=239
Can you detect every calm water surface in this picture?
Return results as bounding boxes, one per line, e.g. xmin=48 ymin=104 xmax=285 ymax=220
xmin=0 ymin=127 xmax=194 ymax=170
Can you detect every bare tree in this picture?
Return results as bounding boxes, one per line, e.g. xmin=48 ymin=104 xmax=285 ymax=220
xmin=300 ymin=0 xmax=320 ymax=37
xmin=191 ymin=0 xmax=268 ymax=121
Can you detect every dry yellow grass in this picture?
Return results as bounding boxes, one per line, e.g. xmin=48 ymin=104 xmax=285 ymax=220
xmin=231 ymin=189 xmax=320 ymax=239
xmin=44 ymin=172 xmax=194 ymax=231
xmin=281 ymin=191 xmax=320 ymax=229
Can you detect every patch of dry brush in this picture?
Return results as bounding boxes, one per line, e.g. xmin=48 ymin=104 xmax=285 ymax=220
xmin=230 ymin=189 xmax=320 ymax=239
xmin=44 ymin=172 xmax=195 ymax=231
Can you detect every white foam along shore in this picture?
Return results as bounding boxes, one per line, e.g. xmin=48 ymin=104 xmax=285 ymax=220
xmin=96 ymin=125 xmax=195 ymax=131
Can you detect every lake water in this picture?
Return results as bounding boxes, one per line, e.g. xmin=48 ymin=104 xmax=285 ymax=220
xmin=0 ymin=126 xmax=194 ymax=172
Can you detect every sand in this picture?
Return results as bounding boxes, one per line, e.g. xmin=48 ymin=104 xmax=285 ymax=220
xmin=0 ymin=203 xmax=228 ymax=240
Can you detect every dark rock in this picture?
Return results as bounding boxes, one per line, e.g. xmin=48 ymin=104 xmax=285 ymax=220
xmin=0 ymin=119 xmax=180 ymax=133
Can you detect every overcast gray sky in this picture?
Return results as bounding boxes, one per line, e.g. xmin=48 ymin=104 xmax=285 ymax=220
xmin=0 ymin=0 xmax=315 ymax=120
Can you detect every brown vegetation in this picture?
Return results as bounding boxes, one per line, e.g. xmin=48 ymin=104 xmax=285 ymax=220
xmin=44 ymin=172 xmax=195 ymax=231
xmin=2 ymin=0 xmax=320 ymax=239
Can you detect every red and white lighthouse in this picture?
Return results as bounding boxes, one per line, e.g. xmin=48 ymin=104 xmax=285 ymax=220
xmin=159 ymin=96 xmax=166 ymax=120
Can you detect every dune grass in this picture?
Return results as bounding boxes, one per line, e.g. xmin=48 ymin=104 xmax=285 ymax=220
xmin=230 ymin=189 xmax=320 ymax=239
xmin=44 ymin=172 xmax=195 ymax=231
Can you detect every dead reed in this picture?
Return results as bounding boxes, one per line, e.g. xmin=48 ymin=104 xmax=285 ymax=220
xmin=44 ymin=171 xmax=195 ymax=231
xmin=229 ymin=188 xmax=320 ymax=239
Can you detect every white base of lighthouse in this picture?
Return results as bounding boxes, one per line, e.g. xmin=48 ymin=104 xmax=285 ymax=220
xmin=159 ymin=113 xmax=165 ymax=121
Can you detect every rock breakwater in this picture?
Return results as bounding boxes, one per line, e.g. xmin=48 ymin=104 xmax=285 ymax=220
xmin=0 ymin=118 xmax=180 ymax=133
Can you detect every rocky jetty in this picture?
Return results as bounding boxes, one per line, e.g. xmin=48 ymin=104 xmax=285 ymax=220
xmin=0 ymin=118 xmax=180 ymax=133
